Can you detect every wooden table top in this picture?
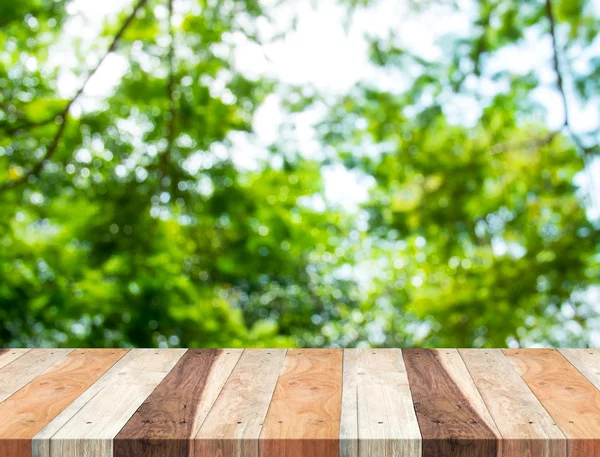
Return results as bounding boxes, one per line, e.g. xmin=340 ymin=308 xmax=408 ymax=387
xmin=0 ymin=348 xmax=599 ymax=457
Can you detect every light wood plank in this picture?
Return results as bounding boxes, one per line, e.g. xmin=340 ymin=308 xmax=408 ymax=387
xmin=194 ymin=349 xmax=286 ymax=457
xmin=354 ymin=349 xmax=421 ymax=457
xmin=114 ymin=348 xmax=243 ymax=457
xmin=0 ymin=349 xmax=73 ymax=403
xmin=33 ymin=349 xmax=151 ymax=457
xmin=340 ymin=349 xmax=358 ymax=457
xmin=559 ymin=349 xmax=600 ymax=390
xmin=0 ymin=348 xmax=31 ymax=370
xmin=46 ymin=348 xmax=186 ymax=457
xmin=0 ymin=349 xmax=128 ymax=457
xmin=505 ymin=348 xmax=600 ymax=457
xmin=460 ymin=349 xmax=565 ymax=457
xmin=260 ymin=349 xmax=343 ymax=457
xmin=403 ymin=348 xmax=502 ymax=457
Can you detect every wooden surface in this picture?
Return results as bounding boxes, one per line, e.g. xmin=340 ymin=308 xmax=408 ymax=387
xmin=461 ymin=349 xmax=565 ymax=457
xmin=260 ymin=349 xmax=343 ymax=457
xmin=404 ymin=349 xmax=501 ymax=457
xmin=350 ymin=348 xmax=420 ymax=457
xmin=2 ymin=349 xmax=600 ymax=457
xmin=505 ymin=349 xmax=600 ymax=457
xmin=195 ymin=349 xmax=286 ymax=457
xmin=0 ymin=349 xmax=127 ymax=457
xmin=0 ymin=348 xmax=30 ymax=370
xmin=45 ymin=349 xmax=186 ymax=457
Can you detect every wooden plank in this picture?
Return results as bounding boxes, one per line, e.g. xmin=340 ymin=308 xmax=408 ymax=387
xmin=505 ymin=348 xmax=600 ymax=457
xmin=194 ymin=349 xmax=286 ymax=457
xmin=460 ymin=349 xmax=565 ymax=457
xmin=340 ymin=349 xmax=358 ymax=457
xmin=259 ymin=349 xmax=343 ymax=457
xmin=403 ymin=348 xmax=502 ymax=457
xmin=33 ymin=349 xmax=149 ymax=457
xmin=353 ymin=349 xmax=421 ymax=457
xmin=46 ymin=348 xmax=186 ymax=457
xmin=559 ymin=349 xmax=600 ymax=389
xmin=0 ymin=349 xmax=127 ymax=457
xmin=0 ymin=349 xmax=73 ymax=403
xmin=0 ymin=348 xmax=31 ymax=370
xmin=113 ymin=348 xmax=242 ymax=457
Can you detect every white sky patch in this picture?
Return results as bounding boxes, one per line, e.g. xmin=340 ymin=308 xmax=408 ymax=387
xmin=298 ymin=193 xmax=327 ymax=212
xmin=575 ymin=159 xmax=600 ymax=222
xmin=322 ymin=163 xmax=375 ymax=212
xmin=252 ymin=94 xmax=283 ymax=145
xmin=246 ymin=5 xmax=369 ymax=91
xmin=54 ymin=0 xmax=134 ymax=101
xmin=235 ymin=0 xmax=387 ymax=92
xmin=228 ymin=132 xmax=271 ymax=171
xmin=442 ymin=93 xmax=483 ymax=127
xmin=83 ymin=54 xmax=130 ymax=98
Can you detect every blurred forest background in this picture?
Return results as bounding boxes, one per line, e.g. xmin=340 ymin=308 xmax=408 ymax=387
xmin=1 ymin=0 xmax=599 ymax=348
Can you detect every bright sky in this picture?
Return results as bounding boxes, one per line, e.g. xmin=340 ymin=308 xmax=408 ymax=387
xmin=57 ymin=0 xmax=600 ymax=217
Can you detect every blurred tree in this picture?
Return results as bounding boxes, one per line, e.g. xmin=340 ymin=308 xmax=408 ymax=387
xmin=0 ymin=0 xmax=598 ymax=348
xmin=0 ymin=0 xmax=348 ymax=347
xmin=317 ymin=0 xmax=600 ymax=346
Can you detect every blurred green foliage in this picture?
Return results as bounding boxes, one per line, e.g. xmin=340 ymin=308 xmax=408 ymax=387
xmin=0 ymin=0 xmax=599 ymax=348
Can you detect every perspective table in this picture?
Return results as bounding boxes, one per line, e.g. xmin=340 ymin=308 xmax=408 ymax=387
xmin=0 ymin=348 xmax=599 ymax=457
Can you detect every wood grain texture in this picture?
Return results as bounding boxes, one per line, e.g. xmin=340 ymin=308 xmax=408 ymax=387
xmin=195 ymin=349 xmax=287 ymax=457
xmin=260 ymin=349 xmax=343 ymax=457
xmin=114 ymin=348 xmax=242 ymax=457
xmin=0 ymin=347 xmax=594 ymax=457
xmin=0 ymin=349 xmax=127 ymax=457
xmin=340 ymin=349 xmax=358 ymax=457
xmin=403 ymin=348 xmax=501 ymax=457
xmin=0 ymin=348 xmax=31 ymax=370
xmin=33 ymin=349 xmax=150 ymax=457
xmin=559 ymin=349 xmax=600 ymax=389
xmin=47 ymin=349 xmax=186 ymax=457
xmin=505 ymin=348 xmax=600 ymax=457
xmin=355 ymin=349 xmax=421 ymax=457
xmin=0 ymin=349 xmax=72 ymax=404
xmin=460 ymin=349 xmax=565 ymax=457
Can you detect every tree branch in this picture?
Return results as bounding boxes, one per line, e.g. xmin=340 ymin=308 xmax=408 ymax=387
xmin=2 ymin=115 xmax=59 ymax=135
xmin=0 ymin=0 xmax=149 ymax=193
xmin=545 ymin=0 xmax=597 ymax=155
xmin=159 ymin=0 xmax=177 ymax=181
xmin=545 ymin=0 xmax=569 ymax=131
xmin=545 ymin=0 xmax=599 ymax=216
xmin=490 ymin=131 xmax=559 ymax=156
xmin=490 ymin=1 xmax=593 ymax=158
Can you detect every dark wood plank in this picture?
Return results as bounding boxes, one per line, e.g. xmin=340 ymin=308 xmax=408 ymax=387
xmin=505 ymin=348 xmax=600 ymax=457
xmin=259 ymin=349 xmax=343 ymax=457
xmin=114 ymin=348 xmax=241 ymax=457
xmin=403 ymin=349 xmax=501 ymax=457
